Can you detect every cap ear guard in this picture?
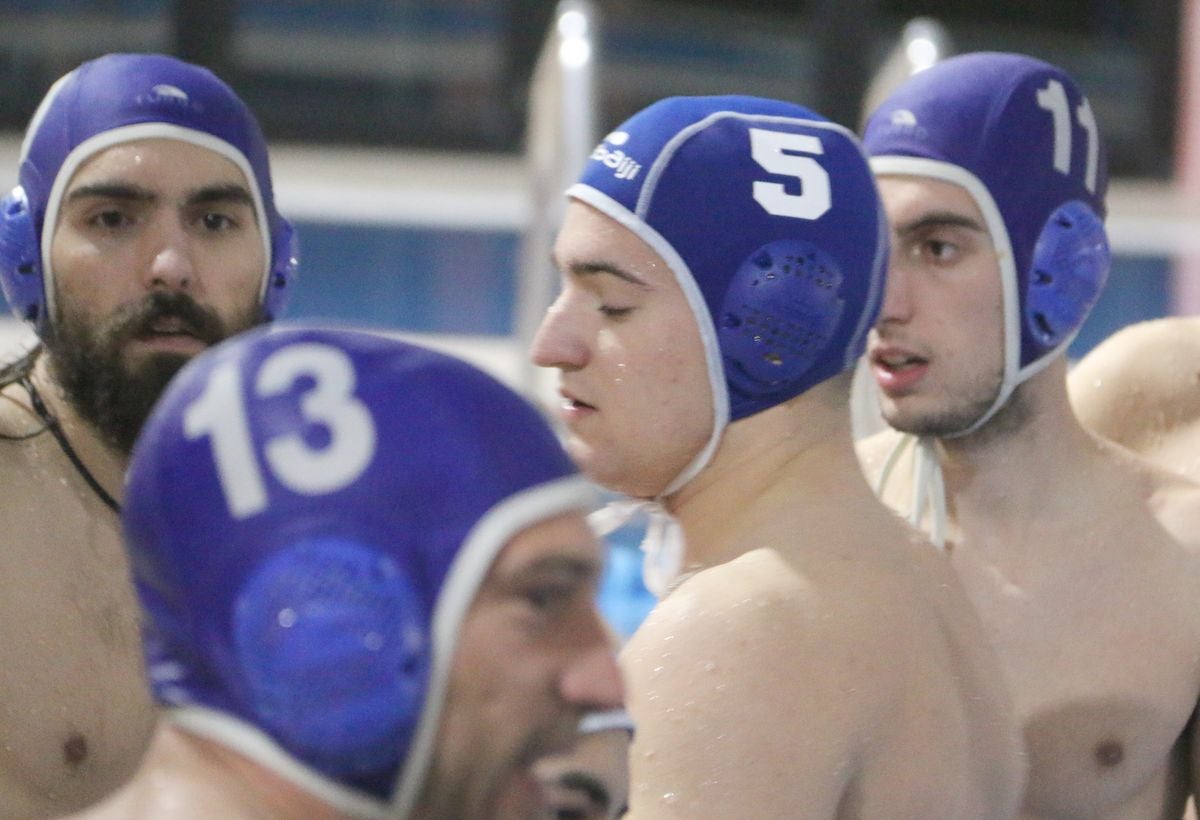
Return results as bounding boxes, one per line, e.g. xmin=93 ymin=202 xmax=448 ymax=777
xmin=263 ymin=216 xmax=298 ymax=322
xmin=233 ymin=536 xmax=428 ymax=797
xmin=0 ymin=186 xmax=46 ymax=329
xmin=717 ymin=238 xmax=846 ymax=400
xmin=1023 ymin=199 xmax=1110 ymax=354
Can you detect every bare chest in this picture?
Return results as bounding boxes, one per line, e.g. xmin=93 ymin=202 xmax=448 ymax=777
xmin=953 ymin=531 xmax=1200 ymax=817
xmin=0 ymin=457 xmax=154 ymax=815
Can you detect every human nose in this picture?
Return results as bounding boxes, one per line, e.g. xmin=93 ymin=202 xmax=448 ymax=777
xmin=143 ymin=218 xmax=195 ymax=293
xmin=530 ymin=296 xmax=589 ymax=371
xmin=877 ymin=248 xmax=913 ymax=325
xmin=559 ymin=614 xmax=625 ymax=712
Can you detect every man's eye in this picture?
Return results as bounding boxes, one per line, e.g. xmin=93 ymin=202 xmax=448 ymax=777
xmin=598 ymin=305 xmax=633 ymax=319
xmin=525 ymin=584 xmax=575 ymax=611
xmin=201 ymin=212 xmax=236 ymax=231
xmin=924 ymin=239 xmax=956 ymax=261
xmin=91 ymin=210 xmax=130 ymax=229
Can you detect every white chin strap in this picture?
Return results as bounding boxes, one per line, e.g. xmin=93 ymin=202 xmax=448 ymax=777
xmin=876 ymin=434 xmax=947 ymax=550
xmin=588 ymin=499 xmax=686 ymax=598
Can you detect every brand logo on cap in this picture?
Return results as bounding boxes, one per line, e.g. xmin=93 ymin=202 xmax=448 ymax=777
xmin=590 ymin=135 xmax=641 ymax=181
xmin=883 ymin=108 xmax=927 ymax=140
xmin=137 ymin=84 xmax=202 ymax=113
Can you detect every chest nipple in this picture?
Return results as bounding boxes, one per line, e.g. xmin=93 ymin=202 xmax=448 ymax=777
xmin=1094 ymin=739 xmax=1124 ymax=768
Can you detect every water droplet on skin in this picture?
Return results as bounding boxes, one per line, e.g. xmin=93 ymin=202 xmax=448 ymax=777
xmin=703 ymin=660 xmax=718 ymax=672
xmin=662 ymin=792 xmax=678 ymax=804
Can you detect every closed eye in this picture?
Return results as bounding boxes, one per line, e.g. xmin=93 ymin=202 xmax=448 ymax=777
xmin=598 ymin=305 xmax=633 ymax=319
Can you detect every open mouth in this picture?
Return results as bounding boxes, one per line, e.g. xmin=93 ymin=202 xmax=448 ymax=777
xmin=871 ymin=349 xmax=928 ymax=372
xmin=560 ymin=389 xmax=596 ymax=412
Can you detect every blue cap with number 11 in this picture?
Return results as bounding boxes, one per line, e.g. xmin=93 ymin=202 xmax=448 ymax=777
xmin=571 ymin=95 xmax=887 ymax=494
xmin=863 ymin=52 xmax=1111 ymax=434
xmin=122 ymin=323 xmax=594 ymax=817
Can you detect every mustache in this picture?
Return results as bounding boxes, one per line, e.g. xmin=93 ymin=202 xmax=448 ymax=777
xmin=104 ymin=291 xmax=227 ymax=347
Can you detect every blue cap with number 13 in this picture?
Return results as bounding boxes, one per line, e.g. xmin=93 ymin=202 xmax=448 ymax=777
xmin=122 ymin=323 xmax=594 ymax=816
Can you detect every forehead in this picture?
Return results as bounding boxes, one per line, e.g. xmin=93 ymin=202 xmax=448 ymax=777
xmin=488 ymin=510 xmax=602 ymax=578
xmin=875 ymin=174 xmax=988 ymax=228
xmin=62 ymin=137 xmax=251 ymax=193
xmin=555 ymin=201 xmax=674 ymax=282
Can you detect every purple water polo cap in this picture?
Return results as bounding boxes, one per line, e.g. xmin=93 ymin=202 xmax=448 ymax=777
xmin=122 ymin=324 xmax=594 ymax=817
xmin=572 ymin=95 xmax=888 ymax=494
xmin=864 ymin=52 xmax=1110 ymax=433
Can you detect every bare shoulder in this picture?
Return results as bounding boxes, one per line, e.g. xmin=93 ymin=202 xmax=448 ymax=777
xmin=621 ymin=549 xmax=897 ymax=815
xmin=1070 ymin=317 xmax=1200 ymax=444
xmin=624 ymin=548 xmax=902 ymax=722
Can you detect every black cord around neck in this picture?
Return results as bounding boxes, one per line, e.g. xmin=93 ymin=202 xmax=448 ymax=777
xmin=18 ymin=375 xmax=121 ymax=514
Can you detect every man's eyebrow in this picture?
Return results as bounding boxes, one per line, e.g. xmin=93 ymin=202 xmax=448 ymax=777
xmin=553 ymin=254 xmax=650 ymax=288
xmin=64 ymin=183 xmax=154 ymax=205
xmin=185 ymin=183 xmax=256 ymax=210
xmin=62 ymin=182 xmax=256 ymax=212
xmin=895 ymin=210 xmax=987 ymax=238
xmin=556 ymin=771 xmax=611 ymax=811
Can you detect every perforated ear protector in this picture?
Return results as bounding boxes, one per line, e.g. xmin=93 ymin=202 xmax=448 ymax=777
xmin=263 ymin=216 xmax=298 ymax=322
xmin=233 ymin=537 xmax=426 ymax=794
xmin=718 ymin=238 xmax=846 ymax=398
xmin=0 ymin=186 xmax=43 ymax=326
xmin=1024 ymin=199 xmax=1109 ymax=351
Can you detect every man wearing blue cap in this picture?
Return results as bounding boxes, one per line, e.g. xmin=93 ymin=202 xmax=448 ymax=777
xmin=70 ymin=324 xmax=623 ymax=819
xmin=0 ymin=53 xmax=296 ymax=815
xmin=532 ymin=95 xmax=1024 ymax=816
xmin=859 ymin=52 xmax=1200 ymax=816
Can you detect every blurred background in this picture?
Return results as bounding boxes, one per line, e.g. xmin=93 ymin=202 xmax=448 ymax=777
xmin=1 ymin=0 xmax=1197 ymax=634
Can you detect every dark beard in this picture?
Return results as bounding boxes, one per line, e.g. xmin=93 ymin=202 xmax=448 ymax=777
xmin=45 ymin=290 xmax=262 ymax=454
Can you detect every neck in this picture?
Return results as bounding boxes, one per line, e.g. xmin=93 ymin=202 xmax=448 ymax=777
xmin=665 ymin=375 xmax=876 ymax=568
xmin=935 ymin=358 xmax=1093 ymax=522
xmin=30 ymin=353 xmax=128 ymax=507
